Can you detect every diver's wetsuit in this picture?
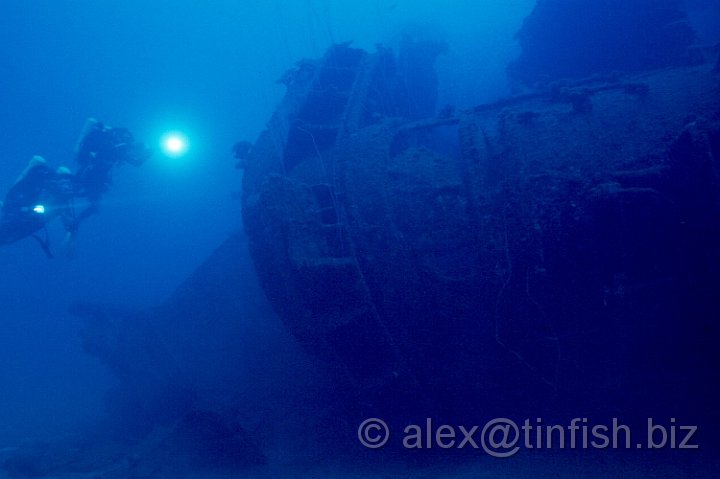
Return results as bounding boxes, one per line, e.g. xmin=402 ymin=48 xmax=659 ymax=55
xmin=0 ymin=164 xmax=73 ymax=247
xmin=70 ymin=120 xmax=149 ymax=229
xmin=74 ymin=122 xmax=133 ymax=201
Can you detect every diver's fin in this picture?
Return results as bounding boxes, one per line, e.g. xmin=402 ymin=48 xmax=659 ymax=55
xmin=31 ymin=233 xmax=54 ymax=259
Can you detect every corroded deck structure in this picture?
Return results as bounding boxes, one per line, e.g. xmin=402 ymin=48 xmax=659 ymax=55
xmin=242 ymin=44 xmax=720 ymax=415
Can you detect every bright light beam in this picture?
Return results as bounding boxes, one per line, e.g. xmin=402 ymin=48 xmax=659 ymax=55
xmin=160 ymin=131 xmax=189 ymax=158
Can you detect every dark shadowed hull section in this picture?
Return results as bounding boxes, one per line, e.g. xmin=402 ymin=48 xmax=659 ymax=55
xmin=242 ymin=43 xmax=720 ymax=433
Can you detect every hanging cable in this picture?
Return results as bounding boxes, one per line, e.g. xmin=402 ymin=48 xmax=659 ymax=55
xmin=318 ymin=0 xmax=336 ymax=45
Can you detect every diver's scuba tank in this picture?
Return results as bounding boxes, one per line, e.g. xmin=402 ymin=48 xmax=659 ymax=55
xmin=73 ymin=118 xmax=102 ymax=161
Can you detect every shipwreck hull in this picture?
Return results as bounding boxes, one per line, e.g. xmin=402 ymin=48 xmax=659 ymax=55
xmin=242 ymin=44 xmax=720 ymax=419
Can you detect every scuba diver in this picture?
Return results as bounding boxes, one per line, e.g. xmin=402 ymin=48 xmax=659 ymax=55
xmin=0 ymin=118 xmax=151 ymax=258
xmin=0 ymin=157 xmax=74 ymax=257
xmin=70 ymin=118 xmax=150 ymax=232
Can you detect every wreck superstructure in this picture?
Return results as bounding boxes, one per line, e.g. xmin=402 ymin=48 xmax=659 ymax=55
xmin=242 ymin=42 xmax=720 ymax=416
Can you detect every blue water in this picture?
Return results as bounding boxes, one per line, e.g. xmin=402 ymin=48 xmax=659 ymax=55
xmin=0 ymin=1 xmax=718 ymax=477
